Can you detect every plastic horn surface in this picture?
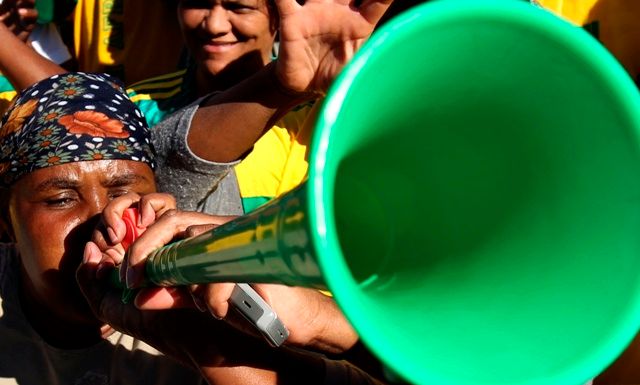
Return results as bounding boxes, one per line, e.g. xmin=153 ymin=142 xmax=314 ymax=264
xmin=145 ymin=182 xmax=326 ymax=289
xmin=141 ymin=1 xmax=640 ymax=385
xmin=308 ymin=1 xmax=640 ymax=385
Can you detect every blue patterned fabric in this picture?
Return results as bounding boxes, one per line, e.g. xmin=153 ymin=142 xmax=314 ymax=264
xmin=0 ymin=72 xmax=155 ymax=187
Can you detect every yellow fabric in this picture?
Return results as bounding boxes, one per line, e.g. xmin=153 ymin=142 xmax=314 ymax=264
xmin=125 ymin=68 xmax=194 ymax=128
xmin=128 ymin=87 xmax=182 ymax=104
xmin=73 ymin=0 xmax=185 ymax=85
xmin=538 ymin=0 xmax=640 ymax=81
xmin=0 ymin=91 xmax=17 ymax=117
xmin=235 ymin=102 xmax=319 ymax=201
xmin=536 ymin=0 xmax=599 ymax=23
xmin=128 ymin=77 xmax=183 ymax=93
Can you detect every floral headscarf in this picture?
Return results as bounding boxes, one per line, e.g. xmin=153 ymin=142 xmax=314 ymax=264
xmin=0 ymin=72 xmax=156 ymax=187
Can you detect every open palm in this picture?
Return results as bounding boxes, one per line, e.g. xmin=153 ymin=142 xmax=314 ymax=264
xmin=274 ymin=0 xmax=394 ymax=95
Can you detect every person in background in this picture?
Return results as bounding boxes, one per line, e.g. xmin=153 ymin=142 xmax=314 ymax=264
xmin=0 ymin=0 xmax=395 ymax=218
xmin=128 ymin=0 xmax=396 ymax=215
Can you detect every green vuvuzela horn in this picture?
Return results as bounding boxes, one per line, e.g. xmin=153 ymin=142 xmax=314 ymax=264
xmin=143 ymin=182 xmax=327 ymax=288
xmin=111 ymin=1 xmax=640 ymax=385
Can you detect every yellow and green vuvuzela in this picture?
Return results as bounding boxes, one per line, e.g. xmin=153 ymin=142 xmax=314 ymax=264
xmin=125 ymin=1 xmax=640 ymax=384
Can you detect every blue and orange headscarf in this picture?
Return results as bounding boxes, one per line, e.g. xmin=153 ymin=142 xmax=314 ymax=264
xmin=0 ymin=72 xmax=155 ymax=187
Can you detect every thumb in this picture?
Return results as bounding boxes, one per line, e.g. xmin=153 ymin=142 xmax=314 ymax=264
xmin=133 ymin=287 xmax=197 ymax=310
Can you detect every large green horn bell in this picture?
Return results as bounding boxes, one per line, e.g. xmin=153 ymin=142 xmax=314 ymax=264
xmin=142 ymin=1 xmax=640 ymax=384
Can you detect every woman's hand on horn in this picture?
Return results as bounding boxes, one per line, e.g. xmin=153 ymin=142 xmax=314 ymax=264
xmin=79 ymin=241 xmax=336 ymax=385
xmin=118 ymin=212 xmax=360 ymax=354
xmin=88 ymin=192 xmax=178 ymax=279
xmin=91 ymin=197 xmax=359 ymax=354
xmin=140 ymin=278 xmax=360 ymax=354
xmin=90 ymin=192 xmax=234 ymax=297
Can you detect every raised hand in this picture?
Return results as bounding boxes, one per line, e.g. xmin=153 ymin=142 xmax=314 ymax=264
xmin=274 ymin=0 xmax=394 ymax=95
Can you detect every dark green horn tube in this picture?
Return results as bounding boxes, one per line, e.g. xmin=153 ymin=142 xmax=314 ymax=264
xmin=145 ymin=182 xmax=326 ymax=289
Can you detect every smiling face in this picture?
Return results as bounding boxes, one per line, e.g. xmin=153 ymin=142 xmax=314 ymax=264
xmin=7 ymin=160 xmax=155 ymax=328
xmin=178 ymin=0 xmax=277 ymax=86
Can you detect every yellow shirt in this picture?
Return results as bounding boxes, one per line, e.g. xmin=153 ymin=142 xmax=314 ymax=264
xmin=0 ymin=92 xmax=16 ymax=117
xmin=235 ymin=102 xmax=319 ymax=212
xmin=73 ymin=0 xmax=185 ymax=85
xmin=537 ymin=0 xmax=640 ymax=81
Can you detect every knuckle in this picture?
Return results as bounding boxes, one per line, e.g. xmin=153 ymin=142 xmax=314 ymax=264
xmin=164 ymin=194 xmax=176 ymax=206
xmin=162 ymin=208 xmax=179 ymax=220
xmin=127 ymin=243 xmax=145 ymax=264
